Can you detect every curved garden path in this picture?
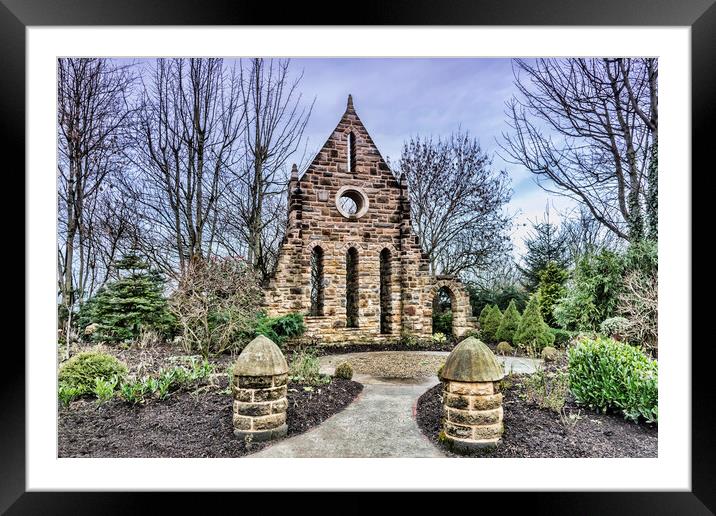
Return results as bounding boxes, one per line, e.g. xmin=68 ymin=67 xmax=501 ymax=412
xmin=250 ymin=352 xmax=541 ymax=458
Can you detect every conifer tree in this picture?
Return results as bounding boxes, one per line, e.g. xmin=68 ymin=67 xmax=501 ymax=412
xmin=514 ymin=295 xmax=555 ymax=351
xmin=478 ymin=304 xmax=493 ymax=330
xmin=536 ymin=261 xmax=568 ymax=327
xmin=78 ymin=254 xmax=176 ymax=342
xmin=481 ymin=305 xmax=503 ymax=343
xmin=518 ymin=207 xmax=569 ymax=291
xmin=496 ymin=299 xmax=521 ymax=343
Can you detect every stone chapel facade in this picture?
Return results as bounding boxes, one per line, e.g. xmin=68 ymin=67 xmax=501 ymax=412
xmin=264 ymin=96 xmax=477 ymax=344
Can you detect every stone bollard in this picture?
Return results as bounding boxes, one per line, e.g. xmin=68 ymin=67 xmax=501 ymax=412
xmin=232 ymin=335 xmax=289 ymax=442
xmin=440 ymin=336 xmax=505 ymax=453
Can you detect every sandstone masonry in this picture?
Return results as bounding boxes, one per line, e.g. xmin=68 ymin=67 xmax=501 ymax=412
xmin=265 ymin=95 xmax=477 ymax=344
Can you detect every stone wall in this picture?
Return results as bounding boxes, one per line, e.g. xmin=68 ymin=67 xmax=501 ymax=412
xmin=264 ymin=96 xmax=476 ymax=344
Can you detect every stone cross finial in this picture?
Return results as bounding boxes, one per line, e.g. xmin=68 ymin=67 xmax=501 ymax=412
xmin=291 ymin=163 xmax=298 ymax=179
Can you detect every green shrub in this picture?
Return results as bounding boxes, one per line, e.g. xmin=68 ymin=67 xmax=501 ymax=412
xmin=522 ymin=368 xmax=569 ymax=413
xmin=514 ymin=296 xmax=554 ymax=351
xmin=481 ymin=305 xmax=503 ymax=343
xmin=600 ymin=317 xmax=630 ymax=340
xmin=549 ymin=327 xmax=572 ymax=348
xmin=567 ymin=337 xmax=658 ymax=422
xmin=400 ymin=329 xmax=418 ymax=347
xmin=92 ymin=376 xmax=119 ymax=403
xmin=432 ymin=332 xmax=447 ymax=344
xmin=59 ymin=352 xmax=128 ymax=396
xmin=554 ymin=250 xmax=623 ymax=331
xmin=536 ymin=262 xmax=568 ymax=327
xmin=478 ymin=304 xmax=492 ymax=329
xmin=78 ymin=254 xmax=176 ymax=343
xmin=432 ymin=310 xmax=453 ymax=336
xmin=255 ymin=312 xmax=306 ymax=345
xmin=289 ymin=350 xmax=329 ymax=386
xmin=496 ymin=341 xmax=514 ymax=355
xmin=334 ymin=362 xmax=353 ymax=380
xmin=58 ymin=383 xmax=83 ymax=407
xmin=541 ymin=346 xmax=558 ymax=362
xmin=496 ymin=299 xmax=521 ymax=343
xmin=119 ymin=379 xmax=150 ymax=404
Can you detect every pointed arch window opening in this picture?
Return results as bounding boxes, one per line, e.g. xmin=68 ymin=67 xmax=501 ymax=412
xmin=347 ymin=131 xmax=357 ymax=174
xmin=310 ymin=246 xmax=325 ymax=316
xmin=345 ymin=247 xmax=359 ymax=328
xmin=379 ymin=248 xmax=392 ymax=334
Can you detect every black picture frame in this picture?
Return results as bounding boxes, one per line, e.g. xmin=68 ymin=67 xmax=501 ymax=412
xmin=5 ymin=0 xmax=709 ymax=512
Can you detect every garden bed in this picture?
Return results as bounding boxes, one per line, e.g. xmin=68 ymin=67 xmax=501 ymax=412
xmin=416 ymin=376 xmax=657 ymax=458
xmin=58 ymin=376 xmax=363 ymax=458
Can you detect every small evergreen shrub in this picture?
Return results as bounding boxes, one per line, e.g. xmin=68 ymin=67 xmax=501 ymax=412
xmin=600 ymin=317 xmax=630 ymax=340
xmin=334 ymin=362 xmax=353 ymax=380
xmin=541 ymin=346 xmax=558 ymax=362
xmin=58 ymin=352 xmax=128 ymax=396
xmin=496 ymin=299 xmax=521 ymax=343
xmin=514 ymin=296 xmax=554 ymax=351
xmin=255 ymin=312 xmax=307 ymax=345
xmin=549 ymin=327 xmax=572 ymax=348
xmin=496 ymin=341 xmax=514 ymax=355
xmin=481 ymin=305 xmax=503 ymax=343
xmin=478 ymin=304 xmax=492 ymax=329
xmin=536 ymin=262 xmax=568 ymax=327
xmin=567 ymin=336 xmax=658 ymax=422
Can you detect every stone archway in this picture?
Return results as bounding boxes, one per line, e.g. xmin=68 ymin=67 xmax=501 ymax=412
xmin=426 ymin=277 xmax=476 ymax=338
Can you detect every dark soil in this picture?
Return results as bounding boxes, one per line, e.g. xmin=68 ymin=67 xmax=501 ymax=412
xmin=416 ymin=377 xmax=658 ymax=458
xmin=58 ymin=377 xmax=362 ymax=458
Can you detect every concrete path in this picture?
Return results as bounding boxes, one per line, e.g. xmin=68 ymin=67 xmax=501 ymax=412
xmin=250 ymin=352 xmax=541 ymax=458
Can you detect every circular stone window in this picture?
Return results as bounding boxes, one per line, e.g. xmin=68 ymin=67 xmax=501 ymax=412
xmin=335 ymin=186 xmax=369 ymax=219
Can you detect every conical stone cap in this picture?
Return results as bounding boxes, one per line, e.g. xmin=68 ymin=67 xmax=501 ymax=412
xmin=233 ymin=335 xmax=288 ymax=377
xmin=442 ymin=337 xmax=504 ymax=382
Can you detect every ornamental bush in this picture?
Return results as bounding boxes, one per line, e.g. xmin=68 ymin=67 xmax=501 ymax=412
xmin=58 ymin=351 xmax=128 ymax=396
xmin=478 ymin=304 xmax=492 ymax=330
xmin=549 ymin=327 xmax=572 ymax=348
xmin=481 ymin=305 xmax=503 ymax=343
xmin=600 ymin=317 xmax=630 ymax=341
xmin=567 ymin=336 xmax=658 ymax=423
xmin=496 ymin=299 xmax=521 ymax=343
xmin=536 ymin=262 xmax=568 ymax=327
xmin=514 ymin=296 xmax=554 ymax=351
xmin=255 ymin=312 xmax=307 ymax=345
xmin=334 ymin=362 xmax=354 ymax=380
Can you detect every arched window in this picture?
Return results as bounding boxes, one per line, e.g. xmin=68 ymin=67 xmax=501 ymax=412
xmin=347 ymin=132 xmax=357 ymax=173
xmin=379 ymin=248 xmax=392 ymax=334
xmin=310 ymin=246 xmax=324 ymax=316
xmin=346 ymin=247 xmax=359 ymax=327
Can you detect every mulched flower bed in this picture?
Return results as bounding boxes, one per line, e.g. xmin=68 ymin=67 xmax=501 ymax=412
xmin=58 ymin=377 xmax=362 ymax=458
xmin=415 ymin=376 xmax=658 ymax=458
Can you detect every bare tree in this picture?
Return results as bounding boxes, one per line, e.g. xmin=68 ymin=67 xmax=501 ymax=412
xmin=396 ymin=130 xmax=512 ymax=277
xmin=559 ymin=205 xmax=624 ymax=263
xmin=128 ymin=58 xmax=245 ymax=277
xmin=500 ymin=58 xmax=658 ymax=242
xmin=57 ymin=58 xmax=135 ymax=312
xmin=227 ymin=58 xmax=314 ymax=280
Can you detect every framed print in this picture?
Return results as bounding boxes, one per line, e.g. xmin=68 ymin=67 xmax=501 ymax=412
xmin=6 ymin=0 xmax=711 ymax=512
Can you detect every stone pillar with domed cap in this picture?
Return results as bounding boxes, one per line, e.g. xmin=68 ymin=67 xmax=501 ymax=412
xmin=232 ymin=335 xmax=289 ymax=442
xmin=440 ymin=336 xmax=505 ymax=452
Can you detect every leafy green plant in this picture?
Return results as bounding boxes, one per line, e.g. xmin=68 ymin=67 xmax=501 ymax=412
xmin=399 ymin=329 xmax=418 ymax=347
xmin=432 ymin=332 xmax=447 ymax=344
xmin=567 ymin=336 xmax=658 ymax=422
xmin=334 ymin=362 xmax=353 ymax=380
xmin=77 ymin=254 xmax=176 ymax=343
xmin=58 ymin=383 xmax=83 ymax=407
xmin=59 ymin=352 xmax=128 ymax=395
xmin=496 ymin=299 xmax=521 ymax=343
xmin=289 ymin=350 xmax=329 ymax=386
xmin=93 ymin=376 xmax=119 ymax=403
xmin=513 ymin=296 xmax=554 ymax=352
xmin=536 ymin=261 xmax=568 ymax=327
xmin=255 ymin=312 xmax=306 ymax=345
xmin=522 ymin=367 xmax=569 ymax=413
xmin=549 ymin=327 xmax=572 ymax=348
xmin=119 ymin=378 xmax=149 ymax=404
xmin=481 ymin=305 xmax=503 ymax=343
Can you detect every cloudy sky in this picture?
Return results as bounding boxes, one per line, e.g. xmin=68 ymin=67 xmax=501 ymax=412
xmin=126 ymin=57 xmax=578 ymax=258
xmin=283 ymin=58 xmax=576 ymax=257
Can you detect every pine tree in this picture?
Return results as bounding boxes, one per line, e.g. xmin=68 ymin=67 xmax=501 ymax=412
xmin=496 ymin=299 xmax=521 ymax=343
xmin=518 ymin=207 xmax=570 ymax=291
xmin=78 ymin=254 xmax=176 ymax=343
xmin=514 ymin=295 xmax=554 ymax=351
xmin=481 ymin=305 xmax=503 ymax=343
xmin=536 ymin=261 xmax=568 ymax=327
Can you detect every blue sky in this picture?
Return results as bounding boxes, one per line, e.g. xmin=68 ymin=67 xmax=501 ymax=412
xmin=124 ymin=57 xmax=577 ymax=258
xmin=284 ymin=58 xmax=576 ymax=257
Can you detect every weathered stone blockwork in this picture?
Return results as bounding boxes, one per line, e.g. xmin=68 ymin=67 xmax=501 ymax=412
xmin=264 ymin=96 xmax=476 ymax=344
